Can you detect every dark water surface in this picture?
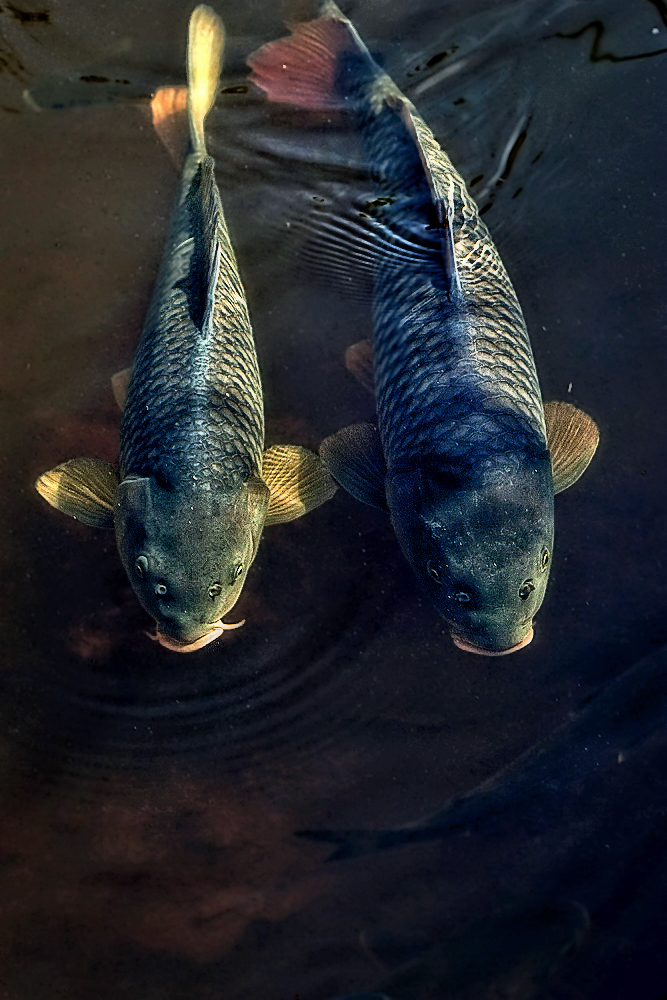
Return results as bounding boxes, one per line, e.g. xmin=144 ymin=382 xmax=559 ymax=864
xmin=1 ymin=0 xmax=667 ymax=997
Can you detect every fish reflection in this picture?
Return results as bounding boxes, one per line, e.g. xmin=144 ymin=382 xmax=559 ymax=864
xmin=35 ymin=5 xmax=336 ymax=652
xmin=249 ymin=1 xmax=599 ymax=655
xmin=335 ymin=900 xmax=589 ymax=1000
xmin=300 ymin=646 xmax=667 ymax=859
xmin=0 ymin=772 xmax=326 ymax=967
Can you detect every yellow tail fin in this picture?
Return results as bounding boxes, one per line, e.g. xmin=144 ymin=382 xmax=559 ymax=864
xmin=187 ymin=4 xmax=225 ymax=155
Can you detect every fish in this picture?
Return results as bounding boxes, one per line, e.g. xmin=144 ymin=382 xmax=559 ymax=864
xmin=247 ymin=1 xmax=599 ymax=655
xmin=332 ymin=900 xmax=589 ymax=1000
xmin=35 ymin=5 xmax=336 ymax=653
xmin=298 ymin=644 xmax=667 ymax=860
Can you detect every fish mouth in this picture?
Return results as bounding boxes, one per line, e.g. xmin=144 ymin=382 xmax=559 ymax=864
xmin=451 ymin=626 xmax=534 ymax=657
xmin=147 ymin=618 xmax=245 ymax=653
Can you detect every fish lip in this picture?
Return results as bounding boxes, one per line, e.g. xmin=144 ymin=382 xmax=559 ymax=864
xmin=147 ymin=618 xmax=245 ymax=653
xmin=451 ymin=626 xmax=534 ymax=657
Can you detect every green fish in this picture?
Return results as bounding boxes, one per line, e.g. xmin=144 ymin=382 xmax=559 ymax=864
xmin=36 ymin=5 xmax=336 ymax=652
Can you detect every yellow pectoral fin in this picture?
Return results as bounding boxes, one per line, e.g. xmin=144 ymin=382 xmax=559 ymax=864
xmin=262 ymin=445 xmax=337 ymax=525
xmin=35 ymin=457 xmax=119 ymax=529
xmin=545 ymin=401 xmax=600 ymax=494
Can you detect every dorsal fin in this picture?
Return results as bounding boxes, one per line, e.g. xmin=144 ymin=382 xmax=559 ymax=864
xmin=249 ymin=1 xmax=461 ymax=304
xmin=177 ymin=156 xmax=222 ymax=332
xmin=398 ymin=102 xmax=462 ymax=300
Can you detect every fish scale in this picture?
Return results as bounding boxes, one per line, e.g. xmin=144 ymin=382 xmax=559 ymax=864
xmin=34 ymin=5 xmax=339 ymax=653
xmin=360 ymin=100 xmax=547 ymax=468
xmin=247 ymin=0 xmax=599 ymax=654
xmin=317 ymin=32 xmax=549 ymax=462
xmin=121 ymin=154 xmax=264 ymax=490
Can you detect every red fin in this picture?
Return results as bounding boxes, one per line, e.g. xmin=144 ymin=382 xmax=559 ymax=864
xmin=247 ymin=17 xmax=352 ymax=110
xmin=151 ymin=86 xmax=189 ymax=167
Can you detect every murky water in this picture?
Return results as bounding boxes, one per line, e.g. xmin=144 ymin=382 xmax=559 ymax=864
xmin=1 ymin=0 xmax=667 ymax=997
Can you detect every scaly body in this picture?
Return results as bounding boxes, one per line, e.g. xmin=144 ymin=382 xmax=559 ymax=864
xmin=340 ymin=54 xmax=547 ymax=471
xmin=249 ymin=2 xmax=598 ymax=654
xmin=121 ymin=152 xmax=264 ymax=492
xmin=36 ymin=6 xmax=336 ymax=651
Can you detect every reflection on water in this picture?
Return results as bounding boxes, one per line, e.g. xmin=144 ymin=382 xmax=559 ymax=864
xmin=1 ymin=0 xmax=667 ymax=996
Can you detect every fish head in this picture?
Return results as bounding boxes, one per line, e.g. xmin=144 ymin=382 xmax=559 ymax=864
xmin=115 ymin=474 xmax=270 ymax=651
xmin=387 ymin=452 xmax=554 ymax=655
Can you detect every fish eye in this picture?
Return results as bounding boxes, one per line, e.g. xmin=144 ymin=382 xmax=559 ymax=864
xmin=541 ymin=548 xmax=550 ymax=570
xmin=453 ymin=590 xmax=470 ymax=603
xmin=155 ymin=582 xmax=168 ymax=596
xmin=519 ymin=580 xmax=535 ymax=600
xmin=233 ymin=562 xmax=243 ymax=581
xmin=426 ymin=560 xmax=442 ymax=583
xmin=208 ymin=582 xmax=222 ymax=599
xmin=135 ymin=555 xmax=148 ymax=577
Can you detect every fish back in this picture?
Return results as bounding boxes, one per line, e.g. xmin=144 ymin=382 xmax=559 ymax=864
xmin=121 ymin=6 xmax=264 ymax=492
xmin=370 ymin=111 xmax=547 ymax=468
xmin=249 ymin=2 xmax=547 ymax=471
xmin=344 ymin=67 xmax=547 ymax=468
xmin=121 ymin=153 xmax=263 ymax=489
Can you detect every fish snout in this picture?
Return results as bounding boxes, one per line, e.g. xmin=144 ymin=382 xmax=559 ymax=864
xmin=451 ymin=625 xmax=534 ymax=657
xmin=149 ymin=615 xmax=245 ymax=653
xmin=154 ymin=612 xmax=206 ymax=643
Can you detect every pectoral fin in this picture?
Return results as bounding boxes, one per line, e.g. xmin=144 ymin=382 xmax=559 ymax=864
xmin=35 ymin=458 xmax=119 ymax=529
xmin=344 ymin=338 xmax=374 ymax=393
xmin=178 ymin=156 xmax=222 ymax=333
xmin=262 ymin=445 xmax=337 ymax=525
xmin=544 ymin=401 xmax=599 ymax=494
xmin=319 ymin=422 xmax=387 ymax=510
xmin=111 ymin=366 xmax=132 ymax=411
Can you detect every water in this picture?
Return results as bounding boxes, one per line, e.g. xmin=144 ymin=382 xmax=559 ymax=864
xmin=1 ymin=0 xmax=666 ymax=996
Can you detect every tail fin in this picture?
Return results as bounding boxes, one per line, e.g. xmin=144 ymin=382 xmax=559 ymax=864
xmin=247 ymin=1 xmax=369 ymax=111
xmin=151 ymin=86 xmax=189 ymax=166
xmin=187 ymin=4 xmax=225 ymax=155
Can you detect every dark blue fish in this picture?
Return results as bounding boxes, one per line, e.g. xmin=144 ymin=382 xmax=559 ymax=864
xmin=248 ymin=2 xmax=599 ymax=655
xmin=298 ymin=646 xmax=667 ymax=860
xmin=36 ymin=5 xmax=336 ymax=652
xmin=331 ymin=900 xmax=588 ymax=1000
